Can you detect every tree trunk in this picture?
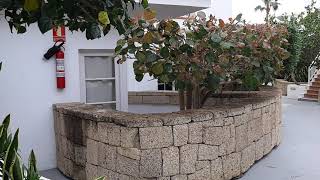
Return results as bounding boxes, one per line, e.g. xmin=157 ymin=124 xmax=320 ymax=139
xmin=186 ymin=86 xmax=193 ymax=110
xmin=192 ymin=83 xmax=201 ymax=109
xmin=179 ymin=90 xmax=185 ymax=110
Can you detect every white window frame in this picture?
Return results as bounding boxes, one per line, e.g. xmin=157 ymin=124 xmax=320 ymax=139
xmin=158 ymin=81 xmax=175 ymax=91
xmin=79 ymin=50 xmax=128 ymax=111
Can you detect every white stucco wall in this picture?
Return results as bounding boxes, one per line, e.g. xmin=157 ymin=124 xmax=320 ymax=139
xmin=0 ymin=20 xmax=124 ymax=170
xmin=0 ymin=2 xmax=215 ymax=170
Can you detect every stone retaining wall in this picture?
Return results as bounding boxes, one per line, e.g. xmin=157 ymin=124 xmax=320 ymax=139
xmin=128 ymin=91 xmax=179 ymax=105
xmin=53 ymin=88 xmax=282 ymax=180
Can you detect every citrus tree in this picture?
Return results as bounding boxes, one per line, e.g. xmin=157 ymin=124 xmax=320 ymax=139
xmin=0 ymin=0 xmax=148 ymax=39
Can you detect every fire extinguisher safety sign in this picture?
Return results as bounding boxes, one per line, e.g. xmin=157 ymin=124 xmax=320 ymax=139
xmin=53 ymin=26 xmax=66 ymax=42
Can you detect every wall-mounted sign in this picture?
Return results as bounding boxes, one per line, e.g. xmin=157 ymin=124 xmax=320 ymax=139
xmin=53 ymin=26 xmax=66 ymax=42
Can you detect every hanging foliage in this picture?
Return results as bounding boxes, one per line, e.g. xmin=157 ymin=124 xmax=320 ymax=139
xmin=0 ymin=0 xmax=148 ymax=39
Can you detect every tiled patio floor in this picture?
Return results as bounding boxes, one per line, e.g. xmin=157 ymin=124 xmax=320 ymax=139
xmin=41 ymin=98 xmax=320 ymax=180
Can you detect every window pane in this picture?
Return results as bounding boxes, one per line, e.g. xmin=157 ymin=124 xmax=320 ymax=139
xmin=165 ymin=83 xmax=173 ymax=91
xmin=85 ymin=56 xmax=115 ymax=78
xmin=86 ymin=80 xmax=116 ymax=103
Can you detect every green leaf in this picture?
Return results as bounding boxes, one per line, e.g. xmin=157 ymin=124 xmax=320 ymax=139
xmin=235 ymin=13 xmax=243 ymax=22
xmin=98 ymin=11 xmax=110 ymax=26
xmin=160 ymin=47 xmax=170 ymax=58
xmin=141 ymin=0 xmax=148 ymax=9
xmin=206 ymin=74 xmax=221 ymax=91
xmin=86 ymin=23 xmax=101 ymax=40
xmin=151 ymin=63 xmax=164 ymax=75
xmin=164 ymin=63 xmax=173 ymax=73
xmin=103 ymin=24 xmax=111 ymax=36
xmin=136 ymin=51 xmax=146 ymax=62
xmin=117 ymin=39 xmax=126 ymax=47
xmin=24 ymin=0 xmax=40 ymax=12
xmin=220 ymin=41 xmax=234 ymax=49
xmin=0 ymin=0 xmax=11 ymax=10
xmin=242 ymin=73 xmax=259 ymax=91
xmin=146 ymin=51 xmax=159 ymax=62
xmin=211 ymin=33 xmax=222 ymax=43
xmin=3 ymin=129 xmax=19 ymax=180
xmin=205 ymin=52 xmax=215 ymax=63
xmin=38 ymin=16 xmax=52 ymax=34
xmin=95 ymin=177 xmax=105 ymax=180
xmin=135 ymin=74 xmax=144 ymax=82
xmin=251 ymin=60 xmax=260 ymax=67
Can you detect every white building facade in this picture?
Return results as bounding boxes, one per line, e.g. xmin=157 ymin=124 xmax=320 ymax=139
xmin=0 ymin=0 xmax=231 ymax=170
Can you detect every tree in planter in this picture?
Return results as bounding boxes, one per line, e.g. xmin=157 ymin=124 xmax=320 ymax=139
xmin=115 ymin=11 xmax=289 ymax=110
xmin=0 ymin=0 xmax=148 ymax=39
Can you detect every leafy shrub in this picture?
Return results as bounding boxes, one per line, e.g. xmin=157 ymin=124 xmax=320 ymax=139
xmin=0 ymin=115 xmax=40 ymax=180
xmin=115 ymin=11 xmax=289 ymax=109
xmin=277 ymin=15 xmax=303 ymax=82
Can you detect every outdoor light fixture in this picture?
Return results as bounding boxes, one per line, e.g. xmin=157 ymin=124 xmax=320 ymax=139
xmin=43 ymin=41 xmax=65 ymax=60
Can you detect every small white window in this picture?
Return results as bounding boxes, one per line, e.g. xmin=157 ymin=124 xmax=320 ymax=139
xmin=158 ymin=80 xmax=174 ymax=91
xmin=79 ymin=50 xmax=128 ymax=111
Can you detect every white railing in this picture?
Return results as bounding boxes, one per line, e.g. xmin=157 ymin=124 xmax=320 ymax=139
xmin=308 ymin=55 xmax=320 ymax=85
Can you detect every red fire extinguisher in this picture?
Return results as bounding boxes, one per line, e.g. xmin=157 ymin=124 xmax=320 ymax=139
xmin=56 ymin=50 xmax=65 ymax=89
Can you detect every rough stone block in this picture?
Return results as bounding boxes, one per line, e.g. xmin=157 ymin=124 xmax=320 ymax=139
xmin=234 ymin=114 xmax=249 ymax=126
xmin=198 ymin=144 xmax=219 ymax=160
xmin=98 ymin=123 xmax=121 ymax=146
xmin=139 ymin=126 xmax=173 ymax=149
xmin=140 ymin=149 xmax=162 ymax=178
xmin=255 ymin=137 xmax=265 ymax=161
xmin=120 ymin=127 xmax=139 ymax=148
xmin=158 ymin=177 xmax=170 ymax=180
xmin=253 ymin=109 xmax=262 ymax=119
xmin=211 ymin=158 xmax=223 ymax=180
xmin=143 ymin=95 xmax=170 ymax=104
xmin=263 ymin=133 xmax=272 ymax=156
xmin=171 ymin=175 xmax=187 ymax=180
xmin=173 ymin=124 xmax=188 ymax=146
xmin=262 ymin=113 xmax=272 ymax=135
xmin=74 ymin=145 xmax=86 ymax=166
xmin=188 ymin=122 xmax=203 ymax=144
xmin=204 ymin=126 xmax=230 ymax=146
xmin=224 ymin=117 xmax=234 ymax=126
xmin=162 ymin=146 xmax=179 ymax=176
xmin=86 ymin=139 xmax=98 ymax=165
xmin=98 ymin=167 xmax=119 ymax=180
xmin=241 ymin=143 xmax=256 ymax=173
xmin=86 ymin=120 xmax=98 ymax=140
xmin=222 ymin=152 xmax=241 ymax=180
xmin=191 ymin=110 xmax=214 ymax=122
xmin=86 ymin=163 xmax=98 ymax=180
xmin=219 ymin=137 xmax=236 ymax=156
xmin=180 ymin=144 xmax=198 ymax=174
xmin=235 ymin=124 xmax=248 ymax=152
xmin=187 ymin=167 xmax=211 ymax=180
xmin=98 ymin=142 xmax=117 ymax=171
xmin=248 ymin=118 xmax=263 ymax=143
xmin=128 ymin=95 xmax=143 ymax=104
xmin=162 ymin=113 xmax=191 ymax=126
xmin=116 ymin=154 xmax=140 ymax=177
xmin=196 ymin=161 xmax=210 ymax=171
xmin=117 ymin=147 xmax=141 ymax=160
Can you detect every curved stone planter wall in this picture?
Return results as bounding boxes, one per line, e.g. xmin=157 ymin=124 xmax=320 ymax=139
xmin=53 ymin=88 xmax=282 ymax=180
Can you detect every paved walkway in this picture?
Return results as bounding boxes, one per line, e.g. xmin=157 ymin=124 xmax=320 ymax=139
xmin=240 ymin=98 xmax=320 ymax=180
xmin=41 ymin=98 xmax=320 ymax=180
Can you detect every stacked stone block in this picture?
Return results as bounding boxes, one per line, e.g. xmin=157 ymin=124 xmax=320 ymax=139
xmin=54 ymin=89 xmax=282 ymax=180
